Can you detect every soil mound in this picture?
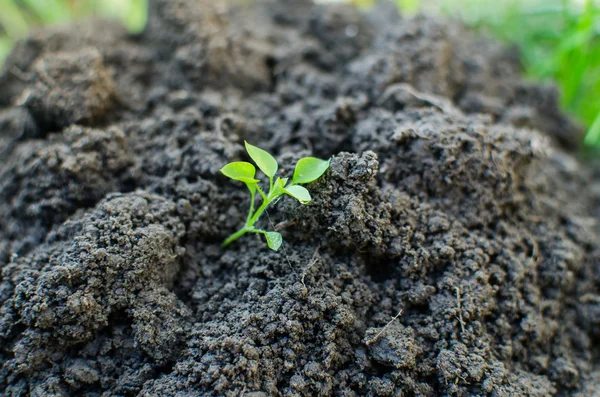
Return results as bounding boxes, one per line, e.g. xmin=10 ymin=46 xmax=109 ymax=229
xmin=0 ymin=1 xmax=598 ymax=396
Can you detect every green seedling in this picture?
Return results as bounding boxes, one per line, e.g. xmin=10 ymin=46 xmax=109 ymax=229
xmin=221 ymin=141 xmax=330 ymax=251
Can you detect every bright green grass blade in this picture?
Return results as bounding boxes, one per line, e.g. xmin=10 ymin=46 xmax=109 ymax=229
xmin=124 ymin=0 xmax=148 ymax=33
xmin=0 ymin=0 xmax=29 ymax=38
xmin=94 ymin=0 xmax=147 ymax=33
xmin=19 ymin=0 xmax=73 ymax=24
xmin=584 ymin=111 xmax=600 ymax=147
xmin=0 ymin=36 xmax=13 ymax=64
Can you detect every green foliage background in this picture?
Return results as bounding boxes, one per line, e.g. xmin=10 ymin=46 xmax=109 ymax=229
xmin=433 ymin=0 xmax=600 ymax=148
xmin=0 ymin=0 xmax=146 ymax=61
xmin=0 ymin=0 xmax=598 ymax=148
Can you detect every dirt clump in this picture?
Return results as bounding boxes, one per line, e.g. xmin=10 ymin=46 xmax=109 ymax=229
xmin=0 ymin=0 xmax=598 ymax=396
xmin=22 ymin=48 xmax=117 ymax=131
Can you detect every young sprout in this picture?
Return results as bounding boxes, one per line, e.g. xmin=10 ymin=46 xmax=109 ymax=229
xmin=220 ymin=141 xmax=330 ymax=251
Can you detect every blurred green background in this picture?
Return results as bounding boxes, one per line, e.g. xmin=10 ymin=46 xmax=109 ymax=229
xmin=0 ymin=0 xmax=147 ymax=60
xmin=0 ymin=0 xmax=599 ymax=149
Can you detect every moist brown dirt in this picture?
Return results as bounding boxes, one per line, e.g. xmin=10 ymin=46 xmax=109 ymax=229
xmin=0 ymin=0 xmax=599 ymax=396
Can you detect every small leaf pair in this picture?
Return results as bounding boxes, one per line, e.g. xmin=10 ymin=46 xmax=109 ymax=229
xmin=220 ymin=141 xmax=330 ymax=251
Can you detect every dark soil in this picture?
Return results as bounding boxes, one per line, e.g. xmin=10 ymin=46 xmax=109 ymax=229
xmin=1 ymin=0 xmax=599 ymax=396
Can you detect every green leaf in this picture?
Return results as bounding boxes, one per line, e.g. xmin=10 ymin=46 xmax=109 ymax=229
xmin=265 ymin=231 xmax=282 ymax=251
xmin=245 ymin=141 xmax=278 ymax=178
xmin=285 ymin=185 xmax=311 ymax=204
xmin=220 ymin=162 xmax=259 ymax=184
xmin=292 ymin=157 xmax=330 ymax=185
xmin=276 ymin=177 xmax=289 ymax=188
